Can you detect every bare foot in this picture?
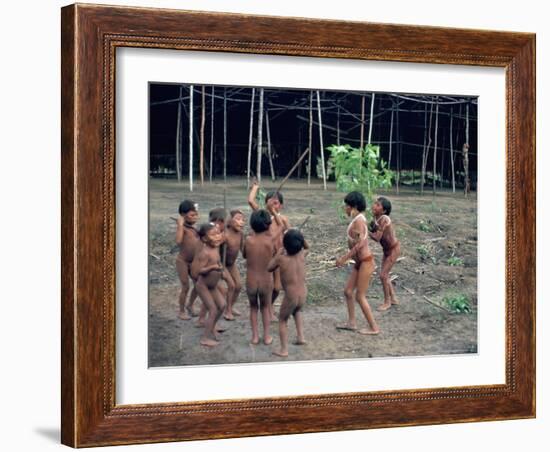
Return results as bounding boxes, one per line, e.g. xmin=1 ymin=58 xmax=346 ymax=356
xmin=391 ymin=298 xmax=400 ymax=305
xmin=377 ymin=302 xmax=392 ymax=312
xmin=178 ymin=311 xmax=191 ymax=320
xmin=272 ymin=349 xmax=289 ymax=357
xmin=336 ymin=323 xmax=357 ymax=331
xmin=187 ymin=306 xmax=199 ymax=317
xmin=223 ymin=314 xmax=235 ymax=321
xmin=293 ymin=339 xmax=307 ymax=346
xmin=200 ymin=338 xmax=219 ymax=347
xmin=232 ymin=309 xmax=242 ymax=317
xmin=264 ymin=336 xmax=273 ymax=345
xmin=194 ymin=320 xmax=205 ymax=328
xmin=358 ymin=328 xmax=380 ymax=335
xmin=250 ymin=337 xmax=260 ymax=345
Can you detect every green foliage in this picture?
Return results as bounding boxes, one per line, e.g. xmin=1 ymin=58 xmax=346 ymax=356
xmin=416 ymin=244 xmax=430 ymax=259
xmin=418 ymin=219 xmax=432 ymax=232
xmin=325 ymin=144 xmax=394 ymax=203
xmin=443 ymin=294 xmax=471 ymax=313
xmin=447 ymin=256 xmax=464 ymax=266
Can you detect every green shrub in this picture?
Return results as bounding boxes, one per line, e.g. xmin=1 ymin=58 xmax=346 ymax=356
xmin=443 ymin=294 xmax=471 ymax=313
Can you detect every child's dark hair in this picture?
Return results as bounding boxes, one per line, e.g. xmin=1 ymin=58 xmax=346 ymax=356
xmin=198 ymin=223 xmax=216 ymax=239
xmin=283 ymin=229 xmax=305 ymax=256
xmin=377 ymin=197 xmax=392 ymax=216
xmin=178 ymin=200 xmax=197 ymax=215
xmin=344 ymin=191 xmax=366 ymax=212
xmin=209 ymin=207 xmax=227 ymax=223
xmin=230 ymin=209 xmax=244 ymax=218
xmin=250 ymin=209 xmax=272 ymax=233
xmin=265 ymin=190 xmax=284 ymax=205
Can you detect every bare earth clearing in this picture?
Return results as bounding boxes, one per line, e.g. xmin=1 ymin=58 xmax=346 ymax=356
xmin=148 ymin=178 xmax=477 ymax=367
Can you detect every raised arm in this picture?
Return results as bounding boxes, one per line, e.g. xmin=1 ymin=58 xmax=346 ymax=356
xmin=248 ymin=179 xmax=260 ymax=211
xmin=267 ymin=248 xmax=284 ymax=272
xmin=175 ymin=216 xmax=185 ymax=245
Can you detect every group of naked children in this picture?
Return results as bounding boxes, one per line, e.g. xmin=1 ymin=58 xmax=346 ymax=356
xmin=175 ymin=180 xmax=400 ymax=358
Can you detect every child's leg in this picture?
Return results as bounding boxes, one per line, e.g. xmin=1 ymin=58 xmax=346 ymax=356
xmin=259 ymin=289 xmax=273 ymax=345
xmin=378 ymin=248 xmax=400 ymax=311
xmin=176 ymin=258 xmax=191 ymax=320
xmin=187 ymin=286 xmax=199 ymax=316
xmin=336 ymin=268 xmax=358 ymax=331
xmin=270 ymin=269 xmax=282 ymax=321
xmin=222 ymin=268 xmax=236 ymax=320
xmin=194 ymin=280 xmax=219 ymax=347
xmin=247 ymin=288 xmax=260 ymax=345
xmin=273 ymin=296 xmax=293 ymax=357
xmin=293 ymin=305 xmax=306 ymax=345
xmin=211 ymin=286 xmax=227 ymax=340
xmin=228 ymin=264 xmax=242 ymax=316
xmin=195 ymin=301 xmax=207 ymax=327
xmin=355 ymin=260 xmax=380 ymax=335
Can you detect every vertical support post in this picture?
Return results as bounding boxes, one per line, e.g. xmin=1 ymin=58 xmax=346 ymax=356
xmin=189 ymin=85 xmax=194 ymax=192
xmin=316 ymin=90 xmax=327 ymax=190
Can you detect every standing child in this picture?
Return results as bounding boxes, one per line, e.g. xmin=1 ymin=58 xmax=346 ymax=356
xmin=190 ymin=223 xmax=226 ymax=347
xmin=248 ymin=178 xmax=290 ymax=320
xmin=369 ymin=197 xmax=401 ymax=311
xmin=175 ymin=200 xmax=200 ymax=320
xmin=243 ymin=209 xmax=276 ymax=345
xmin=268 ymin=229 xmax=308 ymax=357
xmin=335 ymin=191 xmax=380 ymax=335
xmin=223 ymin=209 xmax=246 ymax=320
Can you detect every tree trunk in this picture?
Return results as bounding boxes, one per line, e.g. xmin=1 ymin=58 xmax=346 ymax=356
xmin=200 ymin=86 xmax=205 ymax=185
xmin=209 ymin=86 xmax=214 ymax=182
xmin=223 ymin=87 xmax=227 ymax=183
xmin=432 ymin=96 xmax=439 ymax=196
xmin=256 ymin=88 xmax=264 ymax=182
xmin=189 ymin=85 xmax=194 ymax=192
xmin=246 ymin=87 xmax=255 ymax=188
xmin=316 ymin=90 xmax=327 ymax=190
xmin=450 ymin=106 xmax=456 ymax=193
xmin=266 ymin=109 xmax=276 ymax=181
xmin=175 ymin=86 xmax=182 ymax=182
xmin=307 ymin=91 xmax=313 ymax=185
xmin=368 ymin=92 xmax=376 ymax=145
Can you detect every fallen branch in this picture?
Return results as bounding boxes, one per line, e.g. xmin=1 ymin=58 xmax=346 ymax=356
xmin=402 ymin=286 xmax=415 ymax=295
xmin=275 ymin=147 xmax=310 ymax=193
xmin=422 ymin=295 xmax=450 ymax=312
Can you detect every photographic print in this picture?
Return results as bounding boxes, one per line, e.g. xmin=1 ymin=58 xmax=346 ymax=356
xmin=148 ymin=83 xmax=478 ymax=367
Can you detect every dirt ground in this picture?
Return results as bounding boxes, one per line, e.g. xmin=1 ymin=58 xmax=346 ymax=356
xmin=148 ymin=178 xmax=478 ymax=367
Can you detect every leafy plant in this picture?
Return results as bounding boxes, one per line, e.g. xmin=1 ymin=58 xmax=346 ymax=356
xmin=418 ymin=219 xmax=431 ymax=232
xmin=324 ymin=144 xmax=394 ymax=204
xmin=443 ymin=294 xmax=471 ymax=313
xmin=447 ymin=256 xmax=464 ymax=266
xmin=416 ymin=244 xmax=430 ymax=259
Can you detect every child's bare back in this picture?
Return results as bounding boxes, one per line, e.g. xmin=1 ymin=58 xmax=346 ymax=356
xmin=244 ymin=233 xmax=275 ymax=296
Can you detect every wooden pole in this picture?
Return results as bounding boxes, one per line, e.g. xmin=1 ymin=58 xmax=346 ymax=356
xmin=209 ymin=86 xmax=214 ymax=182
xmin=276 ymin=147 xmax=310 ymax=193
xmin=388 ymin=103 xmax=394 ymax=170
xmin=175 ymin=86 xmax=182 ymax=182
xmin=189 ymin=85 xmax=194 ymax=192
xmin=432 ymin=96 xmax=439 ymax=196
xmin=336 ymin=105 xmax=340 ymax=145
xmin=223 ymin=87 xmax=227 ymax=183
xmin=463 ymin=103 xmax=470 ymax=197
xmin=266 ymin=109 xmax=276 ymax=181
xmin=246 ymin=87 xmax=255 ymax=189
xmin=256 ymin=88 xmax=264 ymax=182
xmin=367 ymin=92 xmax=376 ymax=145
xmin=316 ymin=90 xmax=327 ymax=190
xmin=421 ymin=102 xmax=433 ymax=196
xmin=450 ymin=106 xmax=456 ymax=193
xmin=307 ymin=91 xmax=313 ymax=185
xmin=360 ymin=94 xmax=365 ymax=149
xmin=396 ymin=103 xmax=400 ymax=194
xmin=200 ymin=86 xmax=205 ymax=186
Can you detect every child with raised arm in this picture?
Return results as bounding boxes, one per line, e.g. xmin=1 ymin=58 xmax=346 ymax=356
xmin=243 ymin=209 xmax=276 ymax=345
xmin=268 ymin=229 xmax=308 ymax=357
xmin=190 ymin=223 xmax=226 ymax=347
xmin=335 ymin=191 xmax=380 ymax=335
xmin=175 ymin=200 xmax=200 ymax=320
xmin=223 ymin=209 xmax=246 ymax=320
xmin=248 ymin=178 xmax=290 ymax=320
xmin=369 ymin=197 xmax=401 ymax=311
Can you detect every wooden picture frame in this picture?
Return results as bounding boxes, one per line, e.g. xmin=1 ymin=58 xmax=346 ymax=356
xmin=61 ymin=3 xmax=535 ymax=447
